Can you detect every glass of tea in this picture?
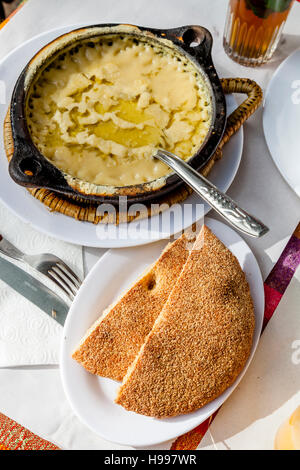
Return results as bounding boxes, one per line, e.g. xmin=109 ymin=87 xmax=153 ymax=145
xmin=223 ymin=0 xmax=296 ymax=66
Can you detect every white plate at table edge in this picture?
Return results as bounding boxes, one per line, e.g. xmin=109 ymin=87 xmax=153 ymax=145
xmin=263 ymin=47 xmax=300 ymax=198
xmin=0 ymin=24 xmax=243 ymax=248
xmin=60 ymin=217 xmax=264 ymax=448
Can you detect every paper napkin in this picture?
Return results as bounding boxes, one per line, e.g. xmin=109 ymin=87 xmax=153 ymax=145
xmin=0 ymin=201 xmax=83 ymax=367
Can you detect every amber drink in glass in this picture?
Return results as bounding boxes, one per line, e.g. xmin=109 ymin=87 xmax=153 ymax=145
xmin=223 ymin=0 xmax=295 ymax=66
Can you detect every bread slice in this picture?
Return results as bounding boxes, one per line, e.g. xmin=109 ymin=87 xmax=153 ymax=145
xmin=116 ymin=225 xmax=255 ymax=417
xmin=72 ymin=233 xmax=192 ymax=381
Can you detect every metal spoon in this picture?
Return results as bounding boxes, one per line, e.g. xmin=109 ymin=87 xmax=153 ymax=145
xmin=155 ymin=149 xmax=269 ymax=238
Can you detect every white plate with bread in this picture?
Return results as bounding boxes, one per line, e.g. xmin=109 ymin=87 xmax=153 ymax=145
xmin=60 ymin=218 xmax=264 ymax=447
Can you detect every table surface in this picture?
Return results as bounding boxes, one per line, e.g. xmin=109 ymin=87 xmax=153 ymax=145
xmin=0 ymin=0 xmax=299 ymax=450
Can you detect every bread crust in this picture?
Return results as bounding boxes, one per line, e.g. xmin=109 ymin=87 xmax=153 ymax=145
xmin=115 ymin=225 xmax=255 ymax=417
xmin=72 ymin=234 xmax=190 ymax=381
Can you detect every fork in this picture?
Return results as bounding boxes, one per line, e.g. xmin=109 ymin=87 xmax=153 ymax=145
xmin=0 ymin=235 xmax=82 ymax=301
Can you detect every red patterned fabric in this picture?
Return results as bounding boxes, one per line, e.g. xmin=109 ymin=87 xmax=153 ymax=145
xmin=0 ymin=412 xmax=60 ymax=450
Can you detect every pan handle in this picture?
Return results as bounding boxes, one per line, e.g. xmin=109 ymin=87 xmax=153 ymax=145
xmin=8 ymin=139 xmax=70 ymax=194
xmin=161 ymin=25 xmax=213 ymax=62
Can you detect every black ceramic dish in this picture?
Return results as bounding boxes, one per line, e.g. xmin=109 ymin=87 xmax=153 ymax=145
xmin=9 ymin=24 xmax=226 ymax=205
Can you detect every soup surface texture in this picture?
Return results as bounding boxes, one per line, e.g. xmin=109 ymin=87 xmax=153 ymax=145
xmin=27 ymin=35 xmax=212 ymax=187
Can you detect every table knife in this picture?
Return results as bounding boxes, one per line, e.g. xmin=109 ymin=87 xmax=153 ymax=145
xmin=0 ymin=255 xmax=69 ymax=325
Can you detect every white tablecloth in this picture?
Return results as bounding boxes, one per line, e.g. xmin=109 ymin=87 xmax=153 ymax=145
xmin=0 ymin=0 xmax=299 ymax=450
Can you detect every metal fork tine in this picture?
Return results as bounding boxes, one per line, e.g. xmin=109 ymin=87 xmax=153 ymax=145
xmin=56 ymin=261 xmax=82 ymax=288
xmin=0 ymin=234 xmax=81 ymax=300
xmin=47 ymin=269 xmax=76 ymax=300
xmin=49 ymin=268 xmax=77 ymax=296
xmin=47 ymin=272 xmax=74 ymax=301
xmin=53 ymin=264 xmax=80 ymax=291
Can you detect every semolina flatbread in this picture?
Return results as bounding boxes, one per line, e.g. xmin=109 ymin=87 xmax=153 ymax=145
xmin=116 ymin=225 xmax=255 ymax=417
xmin=72 ymin=233 xmax=192 ymax=381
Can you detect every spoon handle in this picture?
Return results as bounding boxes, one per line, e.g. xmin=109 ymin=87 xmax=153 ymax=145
xmin=156 ymin=150 xmax=269 ymax=238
